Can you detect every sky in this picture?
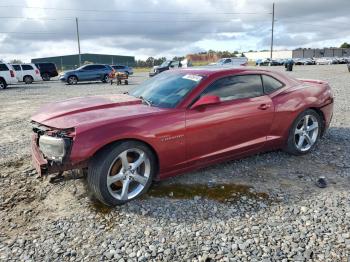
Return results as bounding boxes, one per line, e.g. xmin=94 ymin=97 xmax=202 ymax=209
xmin=0 ymin=0 xmax=349 ymax=62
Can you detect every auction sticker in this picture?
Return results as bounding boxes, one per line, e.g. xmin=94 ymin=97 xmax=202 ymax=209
xmin=182 ymin=74 xmax=203 ymax=82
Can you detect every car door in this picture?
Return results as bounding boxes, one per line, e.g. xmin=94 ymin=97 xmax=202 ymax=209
xmin=21 ymin=64 xmax=34 ymax=76
xmin=185 ymin=74 xmax=274 ymax=164
xmin=94 ymin=65 xmax=106 ymax=79
xmin=78 ymin=65 xmax=94 ymax=81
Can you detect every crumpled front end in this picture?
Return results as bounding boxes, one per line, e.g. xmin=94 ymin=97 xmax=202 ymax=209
xmin=31 ymin=122 xmax=87 ymax=176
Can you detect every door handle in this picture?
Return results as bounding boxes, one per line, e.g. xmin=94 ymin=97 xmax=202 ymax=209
xmin=258 ymin=104 xmax=270 ymax=110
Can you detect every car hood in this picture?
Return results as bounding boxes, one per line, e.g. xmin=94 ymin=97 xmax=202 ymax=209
xmin=31 ymin=94 xmax=162 ymax=130
xmin=62 ymin=70 xmax=76 ymax=75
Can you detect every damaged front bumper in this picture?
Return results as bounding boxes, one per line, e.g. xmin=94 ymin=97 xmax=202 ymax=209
xmin=31 ymin=133 xmax=87 ymax=176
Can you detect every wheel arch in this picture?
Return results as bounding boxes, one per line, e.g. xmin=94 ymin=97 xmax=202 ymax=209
xmin=68 ymin=74 xmax=79 ymax=80
xmin=90 ymin=138 xmax=160 ymax=179
xmin=0 ymin=77 xmax=7 ymax=88
xmin=23 ymin=75 xmax=33 ymax=81
xmin=309 ymin=107 xmax=326 ymax=136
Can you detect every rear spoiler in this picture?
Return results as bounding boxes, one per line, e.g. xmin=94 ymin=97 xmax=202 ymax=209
xmin=297 ymin=78 xmax=329 ymax=85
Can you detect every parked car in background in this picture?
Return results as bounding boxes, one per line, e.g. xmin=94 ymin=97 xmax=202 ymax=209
xmin=210 ymin=57 xmax=248 ymax=66
xmin=34 ymin=62 xmax=58 ymax=81
xmin=11 ymin=63 xmax=42 ymax=84
xmin=0 ymin=62 xmax=18 ymax=89
xmin=31 ymin=67 xmax=333 ymax=206
xmin=111 ymin=65 xmax=133 ymax=75
xmin=59 ymin=64 xmax=114 ymax=85
xmin=149 ymin=60 xmax=182 ymax=77
xmin=256 ymin=58 xmax=274 ymax=66
xmin=315 ymin=57 xmax=333 ymax=65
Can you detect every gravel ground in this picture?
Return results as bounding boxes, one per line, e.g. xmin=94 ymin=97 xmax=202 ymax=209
xmin=0 ymin=65 xmax=350 ymax=261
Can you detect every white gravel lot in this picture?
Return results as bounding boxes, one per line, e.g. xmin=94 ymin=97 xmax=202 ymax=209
xmin=0 ymin=65 xmax=350 ymax=261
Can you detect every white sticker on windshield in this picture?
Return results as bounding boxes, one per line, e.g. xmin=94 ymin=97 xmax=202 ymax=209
xmin=182 ymin=74 xmax=202 ymax=82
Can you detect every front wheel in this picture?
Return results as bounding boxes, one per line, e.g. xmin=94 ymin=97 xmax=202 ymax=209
xmin=87 ymin=141 xmax=157 ymax=206
xmin=285 ymin=109 xmax=322 ymax=155
xmin=67 ymin=76 xmax=78 ymax=85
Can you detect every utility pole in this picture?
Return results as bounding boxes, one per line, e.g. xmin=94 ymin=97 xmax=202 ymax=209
xmin=75 ymin=17 xmax=81 ymax=66
xmin=270 ymin=3 xmax=275 ymax=59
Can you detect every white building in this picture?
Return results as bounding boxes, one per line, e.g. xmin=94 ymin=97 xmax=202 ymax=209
xmin=243 ymin=50 xmax=293 ymax=61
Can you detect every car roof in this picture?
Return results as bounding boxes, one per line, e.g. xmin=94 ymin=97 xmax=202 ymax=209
xmin=172 ymin=66 xmax=275 ymax=76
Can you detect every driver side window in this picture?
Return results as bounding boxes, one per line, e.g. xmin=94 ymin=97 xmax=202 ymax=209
xmin=202 ymin=74 xmax=264 ymax=101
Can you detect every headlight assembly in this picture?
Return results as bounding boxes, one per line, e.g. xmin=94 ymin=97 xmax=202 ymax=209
xmin=39 ymin=135 xmax=71 ymax=161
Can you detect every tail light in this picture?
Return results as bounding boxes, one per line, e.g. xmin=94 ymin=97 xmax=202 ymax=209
xmin=35 ymin=69 xmax=39 ymax=75
xmin=10 ymin=70 xmax=15 ymax=77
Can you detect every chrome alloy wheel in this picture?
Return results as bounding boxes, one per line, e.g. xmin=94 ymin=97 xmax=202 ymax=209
xmin=106 ymin=148 xmax=151 ymax=200
xmin=294 ymin=114 xmax=319 ymax=152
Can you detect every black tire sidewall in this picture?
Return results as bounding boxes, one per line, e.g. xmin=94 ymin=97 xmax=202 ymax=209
xmin=68 ymin=76 xmax=77 ymax=85
xmin=0 ymin=79 xmax=6 ymax=89
xmin=286 ymin=109 xmax=322 ymax=155
xmin=24 ymin=76 xmax=33 ymax=84
xmin=42 ymin=73 xmax=50 ymax=81
xmin=88 ymin=141 xmax=157 ymax=206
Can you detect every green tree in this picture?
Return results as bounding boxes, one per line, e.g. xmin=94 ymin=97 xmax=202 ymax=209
xmin=9 ymin=59 xmax=23 ymax=64
xmin=340 ymin=42 xmax=350 ymax=48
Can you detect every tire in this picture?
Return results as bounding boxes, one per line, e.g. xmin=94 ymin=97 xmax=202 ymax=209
xmin=87 ymin=141 xmax=157 ymax=206
xmin=67 ymin=75 xmax=78 ymax=85
xmin=285 ymin=109 xmax=322 ymax=155
xmin=42 ymin=73 xmax=50 ymax=81
xmin=23 ymin=75 xmax=33 ymax=84
xmin=0 ymin=78 xmax=7 ymax=89
xmin=102 ymin=74 xmax=109 ymax=83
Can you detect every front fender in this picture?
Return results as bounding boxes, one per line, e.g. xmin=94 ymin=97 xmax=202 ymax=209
xmin=69 ymin=123 xmax=159 ymax=164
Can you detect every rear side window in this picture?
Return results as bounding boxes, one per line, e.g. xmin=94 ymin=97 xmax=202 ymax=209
xmin=83 ymin=65 xmax=95 ymax=70
xmin=22 ymin=65 xmax=33 ymax=70
xmin=12 ymin=65 xmax=21 ymax=71
xmin=95 ymin=65 xmax=106 ymax=69
xmin=262 ymin=75 xmax=284 ymax=94
xmin=202 ymin=74 xmax=264 ymax=101
xmin=0 ymin=64 xmax=9 ymax=71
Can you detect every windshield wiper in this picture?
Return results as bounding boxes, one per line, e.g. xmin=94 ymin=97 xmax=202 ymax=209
xmin=138 ymin=96 xmax=153 ymax=106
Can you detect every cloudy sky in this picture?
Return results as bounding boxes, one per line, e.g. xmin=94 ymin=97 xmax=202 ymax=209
xmin=0 ymin=0 xmax=349 ymax=62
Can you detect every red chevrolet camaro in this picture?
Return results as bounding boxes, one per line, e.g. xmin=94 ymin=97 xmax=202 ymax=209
xmin=31 ymin=67 xmax=334 ymax=206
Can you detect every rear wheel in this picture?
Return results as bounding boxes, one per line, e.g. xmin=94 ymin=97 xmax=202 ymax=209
xmin=42 ymin=73 xmax=50 ymax=81
xmin=285 ymin=109 xmax=322 ymax=155
xmin=102 ymin=74 xmax=109 ymax=83
xmin=0 ymin=78 xmax=7 ymax=89
xmin=87 ymin=141 xmax=157 ymax=206
xmin=67 ymin=76 xmax=78 ymax=85
xmin=23 ymin=75 xmax=33 ymax=84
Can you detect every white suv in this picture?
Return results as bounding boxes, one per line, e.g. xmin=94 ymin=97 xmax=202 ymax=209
xmin=0 ymin=63 xmax=18 ymax=89
xmin=11 ymin=63 xmax=42 ymax=84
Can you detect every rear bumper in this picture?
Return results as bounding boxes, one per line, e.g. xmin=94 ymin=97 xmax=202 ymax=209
xmin=31 ymin=134 xmax=87 ymax=176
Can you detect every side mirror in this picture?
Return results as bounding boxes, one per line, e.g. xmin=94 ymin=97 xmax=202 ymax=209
xmin=190 ymin=95 xmax=221 ymax=110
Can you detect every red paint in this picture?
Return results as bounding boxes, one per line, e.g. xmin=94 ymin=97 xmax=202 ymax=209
xmin=31 ymin=68 xmax=334 ymax=178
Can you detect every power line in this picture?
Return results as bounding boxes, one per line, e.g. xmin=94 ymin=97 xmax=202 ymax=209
xmin=0 ymin=5 xmax=269 ymax=15
xmin=0 ymin=16 xmax=262 ymax=23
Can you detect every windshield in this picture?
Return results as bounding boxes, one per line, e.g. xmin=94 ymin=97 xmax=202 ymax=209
xmin=129 ymin=71 xmax=203 ymax=108
xmin=160 ymin=60 xmax=172 ymax=67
